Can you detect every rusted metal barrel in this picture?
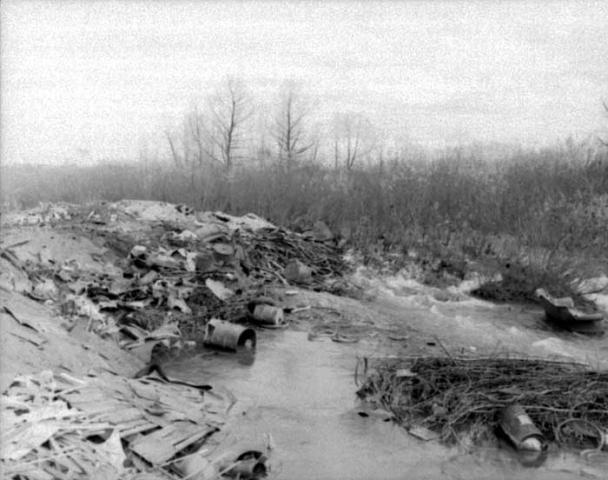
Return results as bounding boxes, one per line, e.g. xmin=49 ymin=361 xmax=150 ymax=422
xmin=203 ymin=319 xmax=256 ymax=351
xmin=252 ymin=304 xmax=285 ymax=326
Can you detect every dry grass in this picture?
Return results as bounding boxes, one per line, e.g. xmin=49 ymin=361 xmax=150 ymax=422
xmin=2 ymin=142 xmax=607 ymax=282
xmin=356 ymin=355 xmax=608 ymax=448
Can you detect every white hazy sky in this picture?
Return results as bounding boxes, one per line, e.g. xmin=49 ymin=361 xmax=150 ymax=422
xmin=1 ymin=0 xmax=607 ymax=164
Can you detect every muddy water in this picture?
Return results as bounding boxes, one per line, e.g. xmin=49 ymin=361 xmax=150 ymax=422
xmin=166 ymin=328 xmax=603 ymax=479
xmin=362 ymin=273 xmax=608 ymax=368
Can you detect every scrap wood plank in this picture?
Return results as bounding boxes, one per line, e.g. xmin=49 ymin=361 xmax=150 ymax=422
xmin=63 ymin=390 xmax=136 ymax=414
xmin=19 ymin=403 xmax=85 ymax=423
xmin=49 ymin=437 xmax=87 ymax=474
xmin=71 ymin=372 xmax=131 ymax=397
xmin=59 ymin=422 xmax=113 ymax=432
xmin=130 ymin=435 xmax=178 ymax=464
xmin=128 ymin=453 xmax=180 ymax=480
xmin=49 ymin=454 xmax=84 ymax=478
xmin=61 ymin=382 xmax=134 ymax=404
xmin=155 ymin=383 xmax=203 ymax=403
xmin=60 ymin=397 xmax=112 ymax=409
xmin=120 ymin=419 xmax=159 ymax=438
xmin=93 ymin=406 xmax=144 ymax=425
xmin=1 ymin=420 xmax=63 ymax=461
xmin=131 ymin=380 xmax=213 ymax=425
xmin=42 ymin=463 xmax=73 ymax=480
xmin=157 ymin=409 xmax=190 ymax=424
xmin=156 ymin=395 xmax=206 ymax=423
xmin=173 ymin=428 xmax=217 ymax=452
xmin=154 ymin=387 xmax=209 ymax=418
xmin=60 ymin=388 xmax=112 ymax=404
xmin=140 ymin=410 xmax=172 ymax=429
xmin=156 ymin=404 xmax=224 ymax=428
xmin=4 ymin=452 xmax=58 ymax=480
xmin=129 ymin=421 xmax=215 ymax=465
xmin=65 ymin=400 xmax=125 ymax=417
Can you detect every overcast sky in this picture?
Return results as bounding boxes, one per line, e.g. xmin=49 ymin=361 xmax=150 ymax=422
xmin=2 ymin=0 xmax=607 ymax=164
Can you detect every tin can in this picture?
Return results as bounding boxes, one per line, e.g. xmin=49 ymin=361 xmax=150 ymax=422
xmin=203 ymin=319 xmax=256 ymax=351
xmin=499 ymin=404 xmax=545 ymax=451
xmin=252 ymin=304 xmax=285 ymax=326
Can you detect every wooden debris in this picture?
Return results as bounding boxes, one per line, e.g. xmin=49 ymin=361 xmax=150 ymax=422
xmin=0 ymin=370 xmax=236 ymax=479
xmin=131 ymin=422 xmax=215 ymax=464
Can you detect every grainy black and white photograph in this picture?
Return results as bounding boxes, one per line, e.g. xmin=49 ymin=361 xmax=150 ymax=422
xmin=1 ymin=1 xmax=608 ymax=478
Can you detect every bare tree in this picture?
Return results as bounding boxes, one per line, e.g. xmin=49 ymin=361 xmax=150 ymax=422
xmin=165 ymin=128 xmax=182 ymax=166
xmin=185 ymin=106 xmax=207 ymax=166
xmin=271 ymin=82 xmax=315 ymax=167
xmin=332 ymin=112 xmax=376 ymax=171
xmin=164 ymin=104 xmax=207 ymax=168
xmin=206 ymin=77 xmax=253 ymax=171
xmin=165 ymin=78 xmax=252 ymax=171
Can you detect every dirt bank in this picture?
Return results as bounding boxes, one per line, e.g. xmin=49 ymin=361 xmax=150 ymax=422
xmin=0 ymin=289 xmax=143 ymax=392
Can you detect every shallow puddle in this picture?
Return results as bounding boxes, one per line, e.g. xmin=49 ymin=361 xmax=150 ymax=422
xmin=166 ymin=330 xmax=602 ymax=479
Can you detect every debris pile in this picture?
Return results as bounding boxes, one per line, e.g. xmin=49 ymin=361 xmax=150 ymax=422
xmin=356 ymin=356 xmax=608 ymax=450
xmin=1 ymin=200 xmax=350 ymax=343
xmin=1 ymin=200 xmax=343 ymax=478
xmin=1 ymin=370 xmax=271 ymax=479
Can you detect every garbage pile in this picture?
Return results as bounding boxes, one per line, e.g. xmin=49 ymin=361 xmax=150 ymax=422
xmin=1 ymin=200 xmax=350 ymax=346
xmin=356 ymin=356 xmax=608 ymax=452
xmin=1 ymin=370 xmax=271 ymax=479
xmin=2 ymin=201 xmax=302 ymax=478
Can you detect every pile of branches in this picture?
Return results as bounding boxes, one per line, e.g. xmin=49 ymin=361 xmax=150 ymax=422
xmin=240 ymin=228 xmax=349 ymax=287
xmin=357 ymin=356 xmax=608 ymax=448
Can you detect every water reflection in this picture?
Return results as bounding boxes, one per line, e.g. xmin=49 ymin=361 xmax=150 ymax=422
xmin=235 ymin=346 xmax=256 ymax=366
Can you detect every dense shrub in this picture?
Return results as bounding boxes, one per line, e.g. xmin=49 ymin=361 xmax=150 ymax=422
xmin=2 ymin=143 xmax=607 ymax=262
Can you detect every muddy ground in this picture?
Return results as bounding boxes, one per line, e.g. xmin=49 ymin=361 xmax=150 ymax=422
xmin=1 ymin=200 xmax=607 ymax=479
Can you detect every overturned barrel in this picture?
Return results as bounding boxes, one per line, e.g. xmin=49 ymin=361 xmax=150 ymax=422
xmin=204 ymin=319 xmax=256 ymax=351
xmin=252 ymin=304 xmax=285 ymax=326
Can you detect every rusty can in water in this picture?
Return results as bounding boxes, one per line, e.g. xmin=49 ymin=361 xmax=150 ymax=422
xmin=204 ymin=318 xmax=256 ymax=351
